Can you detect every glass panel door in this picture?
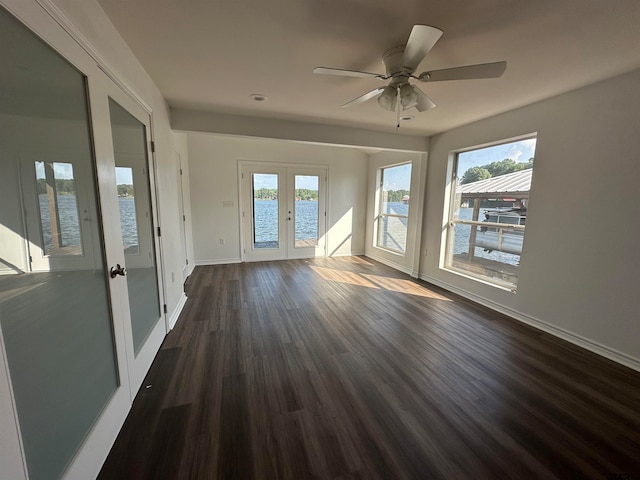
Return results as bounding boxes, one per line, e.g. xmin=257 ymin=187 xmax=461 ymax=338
xmin=108 ymin=98 xmax=161 ymax=356
xmin=288 ymin=169 xmax=327 ymax=259
xmin=242 ymin=166 xmax=287 ymax=261
xmin=0 ymin=7 xmax=124 ymax=479
xmin=241 ymin=164 xmax=326 ymax=261
xmin=105 ymin=93 xmax=165 ymax=395
xmin=252 ymin=173 xmax=280 ymax=249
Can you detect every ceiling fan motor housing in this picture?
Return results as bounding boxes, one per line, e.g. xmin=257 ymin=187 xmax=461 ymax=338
xmin=382 ymin=45 xmax=411 ymax=76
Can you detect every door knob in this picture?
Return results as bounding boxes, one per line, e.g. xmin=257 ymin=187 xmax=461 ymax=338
xmin=110 ymin=264 xmax=127 ymax=278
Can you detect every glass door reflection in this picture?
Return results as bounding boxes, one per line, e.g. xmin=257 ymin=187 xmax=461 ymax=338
xmin=108 ymin=98 xmax=161 ymax=355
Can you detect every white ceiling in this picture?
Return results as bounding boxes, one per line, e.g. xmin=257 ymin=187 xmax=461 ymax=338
xmin=97 ymin=0 xmax=640 ymax=136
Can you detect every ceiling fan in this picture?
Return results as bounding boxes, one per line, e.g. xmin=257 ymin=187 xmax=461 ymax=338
xmin=313 ymin=25 xmax=506 ymax=116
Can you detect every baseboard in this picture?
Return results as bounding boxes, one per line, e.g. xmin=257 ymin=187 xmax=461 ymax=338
xmin=364 ymin=252 xmax=413 ymax=276
xmin=330 ymin=251 xmax=365 ymax=257
xmin=195 ymin=258 xmax=242 ymax=266
xmin=419 ymin=273 xmax=640 ymax=373
xmin=168 ymin=293 xmax=188 ymax=331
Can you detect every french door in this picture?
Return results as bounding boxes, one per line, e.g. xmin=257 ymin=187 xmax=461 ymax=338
xmin=0 ymin=3 xmax=165 ymax=479
xmin=240 ymin=163 xmax=327 ymax=262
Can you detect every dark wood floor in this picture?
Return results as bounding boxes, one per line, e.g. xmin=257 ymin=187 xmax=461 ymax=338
xmin=99 ymin=256 xmax=640 ymax=479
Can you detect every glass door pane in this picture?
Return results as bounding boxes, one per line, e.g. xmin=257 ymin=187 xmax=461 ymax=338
xmin=0 ymin=8 xmax=118 ymax=480
xmin=294 ymin=175 xmax=319 ymax=247
xmin=252 ymin=173 xmax=279 ymax=249
xmin=108 ymin=98 xmax=161 ymax=355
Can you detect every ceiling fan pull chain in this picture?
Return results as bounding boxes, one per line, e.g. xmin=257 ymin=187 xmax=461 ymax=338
xmin=396 ymin=86 xmax=401 ymax=130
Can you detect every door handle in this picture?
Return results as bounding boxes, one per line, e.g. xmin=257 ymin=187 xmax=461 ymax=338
xmin=110 ymin=264 xmax=127 ymax=278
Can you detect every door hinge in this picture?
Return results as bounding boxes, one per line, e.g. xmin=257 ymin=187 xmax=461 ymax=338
xmin=29 ymin=255 xmax=32 ymax=263
xmin=157 ymin=226 xmax=161 ymax=236
xmin=163 ymin=304 xmax=168 ymax=314
xmin=180 ymin=168 xmax=183 ymax=175
xmin=151 ymin=141 xmax=155 ymax=153
xmin=186 ymin=259 xmax=189 ymax=265
xmin=183 ymin=215 xmax=186 ymax=222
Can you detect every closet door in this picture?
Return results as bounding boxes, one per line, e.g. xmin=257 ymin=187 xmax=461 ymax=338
xmin=0 ymin=5 xmax=131 ymax=479
xmin=101 ymin=86 xmax=166 ymax=397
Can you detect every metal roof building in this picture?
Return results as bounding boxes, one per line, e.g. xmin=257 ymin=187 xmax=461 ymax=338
xmin=457 ymin=168 xmax=532 ymax=197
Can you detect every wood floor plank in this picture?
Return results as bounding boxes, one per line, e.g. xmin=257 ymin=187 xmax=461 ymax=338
xmin=99 ymin=257 xmax=640 ymax=480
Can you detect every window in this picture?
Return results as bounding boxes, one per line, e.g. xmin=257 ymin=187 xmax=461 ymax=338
xmin=444 ymin=137 xmax=537 ymax=290
xmin=376 ymin=163 xmax=411 ymax=253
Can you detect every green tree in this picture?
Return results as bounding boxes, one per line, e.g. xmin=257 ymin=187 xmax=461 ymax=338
xmin=384 ymin=189 xmax=410 ymax=202
xmin=461 ymin=167 xmax=491 ymax=185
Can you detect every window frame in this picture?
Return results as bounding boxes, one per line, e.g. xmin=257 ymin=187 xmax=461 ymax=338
xmin=443 ymin=136 xmax=537 ymax=291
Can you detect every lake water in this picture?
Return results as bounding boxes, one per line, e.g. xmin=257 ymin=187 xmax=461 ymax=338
xmin=254 ymin=200 xmax=318 ymax=242
xmin=454 ymin=207 xmax=520 ymax=266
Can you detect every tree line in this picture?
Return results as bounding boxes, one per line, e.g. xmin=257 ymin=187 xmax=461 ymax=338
xmin=117 ymin=184 xmax=134 ymax=197
xmin=37 ymin=179 xmax=136 ymax=197
xmin=460 ymin=158 xmax=534 ymax=185
xmin=36 ymin=178 xmax=76 ymax=195
xmin=382 ymin=189 xmax=410 ymax=202
xmin=253 ymin=188 xmax=318 ymax=201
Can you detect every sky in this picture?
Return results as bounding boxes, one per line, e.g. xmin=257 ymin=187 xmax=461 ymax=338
xmin=35 ymin=162 xmax=134 ymax=185
xmin=382 ymin=163 xmax=412 ymax=191
xmin=253 ymin=173 xmax=318 ymax=190
xmin=457 ymin=138 xmax=537 ymax=176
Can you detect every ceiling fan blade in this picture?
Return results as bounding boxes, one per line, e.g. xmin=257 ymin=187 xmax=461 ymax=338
xmin=418 ymin=61 xmax=507 ymax=82
xmin=412 ymin=85 xmax=436 ymax=112
xmin=313 ymin=67 xmax=385 ymax=79
xmin=402 ymin=25 xmax=444 ymax=72
xmin=341 ymin=87 xmax=385 ymax=108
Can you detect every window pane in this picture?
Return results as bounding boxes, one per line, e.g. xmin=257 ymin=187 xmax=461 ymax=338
xmin=295 ymin=175 xmax=318 ymax=247
xmin=446 ymin=138 xmax=536 ymax=289
xmin=252 ymin=173 xmax=278 ymax=249
xmin=379 ymin=214 xmax=409 ymax=252
xmin=376 ymin=163 xmax=411 ymax=253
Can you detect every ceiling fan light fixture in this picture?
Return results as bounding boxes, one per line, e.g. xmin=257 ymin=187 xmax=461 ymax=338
xmin=400 ymin=84 xmax=418 ymax=109
xmin=377 ymin=86 xmax=397 ymax=111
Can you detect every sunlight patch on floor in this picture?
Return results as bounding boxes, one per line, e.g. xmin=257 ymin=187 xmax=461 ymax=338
xmin=310 ymin=266 xmax=379 ymax=289
xmin=362 ymin=274 xmax=452 ymax=300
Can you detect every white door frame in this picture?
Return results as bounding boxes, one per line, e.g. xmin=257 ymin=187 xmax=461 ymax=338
xmin=238 ymin=161 xmax=328 ymax=262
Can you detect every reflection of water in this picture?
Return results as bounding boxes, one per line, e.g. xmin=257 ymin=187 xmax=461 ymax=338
xmin=39 ymin=194 xmax=81 ymax=251
xmin=39 ymin=194 xmax=138 ymax=251
xmin=253 ymin=200 xmax=319 ymax=243
xmin=118 ymin=197 xmax=138 ymax=249
xmin=454 ymin=207 xmax=520 ymax=266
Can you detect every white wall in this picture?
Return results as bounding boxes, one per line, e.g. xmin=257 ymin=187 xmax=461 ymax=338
xmin=421 ymin=68 xmax=640 ymax=369
xmin=187 ymin=134 xmax=368 ymax=264
xmin=365 ymin=150 xmax=428 ymax=276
